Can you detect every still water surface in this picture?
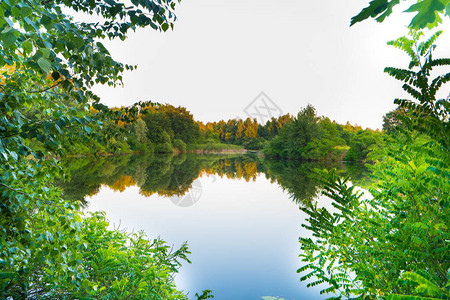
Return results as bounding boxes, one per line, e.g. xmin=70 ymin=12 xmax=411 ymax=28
xmin=58 ymin=154 xmax=369 ymax=300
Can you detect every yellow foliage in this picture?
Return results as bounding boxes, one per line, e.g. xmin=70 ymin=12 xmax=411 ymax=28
xmin=0 ymin=64 xmax=16 ymax=84
xmin=109 ymin=176 xmax=136 ymax=192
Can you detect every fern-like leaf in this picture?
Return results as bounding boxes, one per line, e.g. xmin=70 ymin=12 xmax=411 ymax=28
xmin=402 ymin=84 xmax=424 ymax=101
xmin=387 ymin=36 xmax=420 ymax=69
xmin=384 ymin=67 xmax=416 ymax=82
xmin=401 ymin=272 xmax=446 ymax=298
xmin=418 ymin=30 xmax=442 ymax=56
xmin=430 ymin=73 xmax=450 ymax=97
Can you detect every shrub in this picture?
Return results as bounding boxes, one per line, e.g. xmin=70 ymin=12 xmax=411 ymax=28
xmin=243 ymin=138 xmax=268 ymax=150
xmin=172 ymin=139 xmax=187 ymax=152
xmin=154 ymin=142 xmax=174 ymax=153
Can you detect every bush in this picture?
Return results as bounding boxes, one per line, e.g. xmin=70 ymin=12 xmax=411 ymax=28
xmin=172 ymin=139 xmax=187 ymax=152
xmin=243 ymin=138 xmax=268 ymax=150
xmin=344 ymin=130 xmax=383 ymax=162
xmin=263 ymin=135 xmax=289 ymax=159
xmin=154 ymin=142 xmax=174 ymax=153
xmin=78 ymin=212 xmax=190 ymax=299
xmin=0 ymin=208 xmax=190 ymax=299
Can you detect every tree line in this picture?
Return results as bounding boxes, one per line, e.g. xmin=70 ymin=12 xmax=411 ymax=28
xmin=52 ymin=100 xmax=385 ymax=164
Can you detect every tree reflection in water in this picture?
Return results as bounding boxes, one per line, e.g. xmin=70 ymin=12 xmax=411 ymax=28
xmin=56 ymin=153 xmax=372 ymax=206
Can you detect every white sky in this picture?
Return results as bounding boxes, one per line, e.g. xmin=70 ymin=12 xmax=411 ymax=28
xmin=89 ymin=0 xmax=450 ymax=129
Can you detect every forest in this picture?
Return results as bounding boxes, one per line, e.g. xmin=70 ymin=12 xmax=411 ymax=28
xmin=0 ymin=0 xmax=449 ymax=299
xmin=52 ymin=101 xmax=384 ymax=164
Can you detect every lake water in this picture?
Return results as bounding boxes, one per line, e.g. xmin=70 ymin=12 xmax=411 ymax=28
xmin=57 ymin=154 xmax=370 ymax=300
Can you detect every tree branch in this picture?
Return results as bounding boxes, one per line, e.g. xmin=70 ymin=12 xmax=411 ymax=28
xmin=0 ymin=182 xmax=62 ymax=208
xmin=26 ymin=82 xmax=61 ymax=94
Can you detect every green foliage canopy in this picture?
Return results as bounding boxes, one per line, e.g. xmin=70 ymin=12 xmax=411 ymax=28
xmin=264 ymin=105 xmax=366 ymax=162
xmin=352 ymin=0 xmax=450 ymax=29
xmin=0 ymin=0 xmax=200 ymax=298
xmin=298 ymin=31 xmax=450 ymax=299
xmin=1 ymin=0 xmax=179 ymax=164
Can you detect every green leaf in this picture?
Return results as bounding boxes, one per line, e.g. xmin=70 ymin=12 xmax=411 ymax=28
xmin=9 ymin=151 xmax=18 ymax=161
xmin=375 ymin=0 xmax=401 ymax=23
xmin=54 ymin=123 xmax=62 ymax=134
xmin=446 ymin=2 xmax=450 ymax=16
xmin=351 ymin=0 xmax=389 ymax=26
xmin=1 ymin=29 xmax=18 ymax=47
xmin=11 ymin=6 xmax=19 ymax=18
xmin=73 ymin=36 xmax=85 ymax=49
xmin=20 ymin=6 xmax=33 ymax=17
xmin=84 ymin=126 xmax=92 ymax=134
xmin=405 ymin=0 xmax=446 ymax=29
xmin=39 ymin=47 xmax=51 ymax=58
xmin=22 ymin=40 xmax=33 ymax=54
xmin=40 ymin=15 xmax=53 ymax=30
xmin=37 ymin=57 xmax=52 ymax=73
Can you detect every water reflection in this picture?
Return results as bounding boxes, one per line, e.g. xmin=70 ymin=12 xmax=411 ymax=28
xmin=56 ymin=153 xmax=372 ymax=205
xmin=55 ymin=154 xmax=372 ymax=299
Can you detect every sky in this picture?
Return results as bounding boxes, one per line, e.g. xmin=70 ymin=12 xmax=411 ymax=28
xmin=88 ymin=0 xmax=450 ymax=129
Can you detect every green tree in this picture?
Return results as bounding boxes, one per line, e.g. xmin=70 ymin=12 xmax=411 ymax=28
xmin=264 ymin=105 xmax=348 ymax=161
xmin=135 ymin=118 xmax=148 ymax=144
xmin=382 ymin=107 xmax=408 ymax=134
xmin=291 ymin=104 xmax=320 ymax=149
xmin=264 ymin=105 xmax=319 ymax=159
xmin=164 ymin=105 xmax=201 ymax=144
xmin=345 ymin=129 xmax=383 ymax=162
xmin=141 ymin=111 xmax=175 ymax=152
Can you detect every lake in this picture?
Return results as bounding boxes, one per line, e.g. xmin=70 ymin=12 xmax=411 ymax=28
xmin=57 ymin=154 xmax=370 ymax=300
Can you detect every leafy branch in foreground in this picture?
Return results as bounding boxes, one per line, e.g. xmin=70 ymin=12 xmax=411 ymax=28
xmin=298 ymin=32 xmax=449 ymax=299
xmin=384 ymin=31 xmax=450 ymax=152
xmin=0 ymin=0 xmax=203 ymax=298
xmin=351 ymin=0 xmax=450 ymax=30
